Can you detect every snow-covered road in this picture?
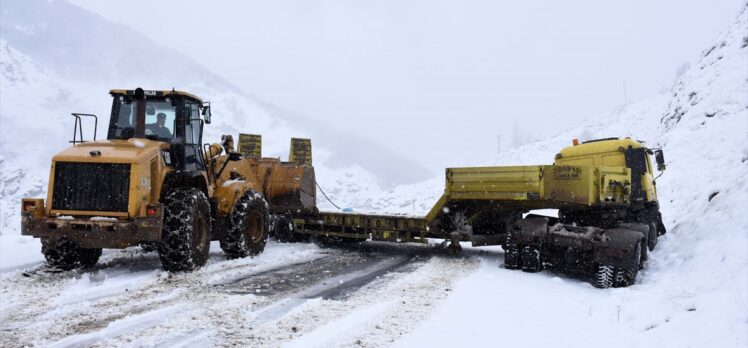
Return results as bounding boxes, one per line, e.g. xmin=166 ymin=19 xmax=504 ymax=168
xmin=0 ymin=241 xmax=482 ymax=347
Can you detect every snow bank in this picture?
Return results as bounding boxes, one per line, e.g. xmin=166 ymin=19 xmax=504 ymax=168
xmin=394 ymin=6 xmax=748 ymax=347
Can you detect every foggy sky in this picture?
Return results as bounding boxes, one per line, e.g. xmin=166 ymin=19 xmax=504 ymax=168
xmin=68 ymin=0 xmax=744 ymax=177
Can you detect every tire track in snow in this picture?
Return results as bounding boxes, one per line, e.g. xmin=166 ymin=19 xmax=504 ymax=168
xmin=45 ymin=303 xmax=193 ymax=348
xmin=0 ymin=243 xmax=326 ymax=346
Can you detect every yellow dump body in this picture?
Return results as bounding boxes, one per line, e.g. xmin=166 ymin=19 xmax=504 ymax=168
xmin=426 ymin=138 xmax=657 ymax=224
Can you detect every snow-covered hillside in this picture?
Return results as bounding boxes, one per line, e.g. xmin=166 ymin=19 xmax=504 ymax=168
xmin=0 ymin=1 xmax=746 ymax=346
xmin=0 ymin=0 xmax=419 ymax=235
xmin=389 ymin=6 xmax=748 ymax=347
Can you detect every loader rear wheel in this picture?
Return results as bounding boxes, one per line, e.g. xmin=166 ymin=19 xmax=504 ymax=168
xmin=220 ymin=191 xmax=269 ymax=258
xmin=521 ymin=246 xmax=542 ymax=273
xmin=504 ymin=243 xmax=522 ymax=270
xmin=41 ymin=238 xmax=101 ymax=270
xmin=594 ymin=264 xmax=615 ymax=289
xmin=614 ymin=241 xmax=643 ymax=288
xmin=157 ymin=189 xmax=212 ymax=272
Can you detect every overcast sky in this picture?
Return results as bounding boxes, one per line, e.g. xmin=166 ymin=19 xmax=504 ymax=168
xmin=68 ymin=0 xmax=744 ymax=176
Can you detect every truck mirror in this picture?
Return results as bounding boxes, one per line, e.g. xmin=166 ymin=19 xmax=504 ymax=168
xmin=654 ymin=149 xmax=666 ymax=171
xmin=146 ymin=106 xmax=156 ymax=115
xmin=202 ymin=105 xmax=212 ymax=124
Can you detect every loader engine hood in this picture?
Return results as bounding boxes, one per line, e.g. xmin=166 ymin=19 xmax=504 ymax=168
xmin=47 ymin=139 xmax=168 ymax=217
xmin=52 ymin=139 xmax=166 ymax=164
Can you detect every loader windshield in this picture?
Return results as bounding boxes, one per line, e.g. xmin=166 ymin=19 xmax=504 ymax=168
xmin=108 ymin=96 xmax=177 ymax=141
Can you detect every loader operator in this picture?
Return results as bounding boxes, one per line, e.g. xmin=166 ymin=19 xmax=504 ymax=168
xmin=148 ymin=112 xmax=172 ymax=138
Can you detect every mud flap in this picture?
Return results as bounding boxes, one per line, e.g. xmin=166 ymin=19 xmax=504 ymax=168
xmin=512 ymin=217 xmax=549 ymax=246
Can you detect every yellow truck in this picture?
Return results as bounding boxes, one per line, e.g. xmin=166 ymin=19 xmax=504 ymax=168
xmin=284 ymin=137 xmax=667 ymax=288
xmin=421 ymin=137 xmax=667 ymax=288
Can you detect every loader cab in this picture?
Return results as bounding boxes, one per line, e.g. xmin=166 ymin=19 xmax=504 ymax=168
xmin=106 ymin=88 xmax=211 ymax=173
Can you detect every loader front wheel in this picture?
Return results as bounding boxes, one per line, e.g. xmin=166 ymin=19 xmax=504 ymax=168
xmin=157 ymin=189 xmax=212 ymax=272
xmin=220 ymin=191 xmax=269 ymax=258
xmin=41 ymin=238 xmax=101 ymax=270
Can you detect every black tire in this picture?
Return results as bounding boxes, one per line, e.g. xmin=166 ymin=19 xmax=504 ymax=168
xmin=157 ymin=189 xmax=212 ymax=272
xmin=504 ymin=243 xmax=522 ymax=270
xmin=594 ymin=264 xmax=615 ymax=289
xmin=220 ymin=191 xmax=269 ymax=258
xmin=521 ymin=246 xmax=542 ymax=273
xmin=41 ymin=238 xmax=101 ymax=270
xmin=614 ymin=241 xmax=643 ymax=288
xmin=273 ymin=216 xmax=301 ymax=243
xmin=139 ymin=242 xmax=158 ymax=253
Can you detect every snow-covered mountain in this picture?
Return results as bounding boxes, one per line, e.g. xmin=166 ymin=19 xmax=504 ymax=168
xmin=0 ymin=1 xmax=745 ymax=346
xmin=0 ymin=0 xmax=431 ymax=233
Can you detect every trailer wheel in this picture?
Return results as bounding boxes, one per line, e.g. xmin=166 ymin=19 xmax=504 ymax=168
xmin=614 ymin=241 xmax=643 ymax=287
xmin=41 ymin=238 xmax=102 ymax=270
xmin=273 ymin=216 xmax=301 ymax=243
xmin=220 ymin=191 xmax=269 ymax=258
xmin=158 ymin=189 xmax=212 ymax=272
xmin=593 ymin=264 xmax=615 ymax=289
xmin=521 ymin=246 xmax=542 ymax=273
xmin=504 ymin=243 xmax=522 ymax=270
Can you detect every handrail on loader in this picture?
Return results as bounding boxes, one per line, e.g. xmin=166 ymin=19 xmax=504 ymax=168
xmin=69 ymin=113 xmax=98 ymax=144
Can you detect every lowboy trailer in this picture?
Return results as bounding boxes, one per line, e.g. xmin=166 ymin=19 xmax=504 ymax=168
xmin=280 ymin=137 xmax=667 ymax=289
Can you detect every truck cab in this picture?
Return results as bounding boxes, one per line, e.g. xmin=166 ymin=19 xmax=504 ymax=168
xmin=554 ymin=137 xmax=663 ymax=208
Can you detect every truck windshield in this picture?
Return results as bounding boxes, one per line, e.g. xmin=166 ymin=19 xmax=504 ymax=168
xmin=109 ymin=96 xmax=177 ymax=140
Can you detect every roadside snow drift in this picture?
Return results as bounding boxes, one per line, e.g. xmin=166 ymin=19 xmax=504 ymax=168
xmin=392 ymin=6 xmax=748 ymax=347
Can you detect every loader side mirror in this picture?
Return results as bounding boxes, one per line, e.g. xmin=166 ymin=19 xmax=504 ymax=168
xmin=146 ymin=106 xmax=156 ymax=115
xmin=202 ymin=104 xmax=212 ymax=124
xmin=654 ymin=149 xmax=666 ymax=171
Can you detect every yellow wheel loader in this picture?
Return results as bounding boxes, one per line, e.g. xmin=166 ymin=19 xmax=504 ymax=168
xmin=21 ymin=88 xmax=316 ymax=272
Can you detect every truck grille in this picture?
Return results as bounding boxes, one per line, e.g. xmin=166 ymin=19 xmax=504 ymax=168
xmin=52 ymin=162 xmax=131 ymax=212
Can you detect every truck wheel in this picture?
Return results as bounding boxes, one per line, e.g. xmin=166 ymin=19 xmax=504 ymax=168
xmin=504 ymin=243 xmax=522 ymax=270
xmin=41 ymin=238 xmax=102 ymax=270
xmin=614 ymin=241 xmax=643 ymax=287
xmin=521 ymin=246 xmax=542 ymax=273
xmin=273 ymin=216 xmax=300 ymax=243
xmin=157 ymin=189 xmax=212 ymax=272
xmin=594 ymin=264 xmax=615 ymax=289
xmin=220 ymin=191 xmax=269 ymax=258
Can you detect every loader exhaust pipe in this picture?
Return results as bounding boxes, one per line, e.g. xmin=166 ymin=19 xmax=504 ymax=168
xmin=134 ymin=87 xmax=146 ymax=138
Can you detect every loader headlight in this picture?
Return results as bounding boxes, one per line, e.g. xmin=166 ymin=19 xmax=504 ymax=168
xmin=22 ymin=199 xmax=44 ymax=215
